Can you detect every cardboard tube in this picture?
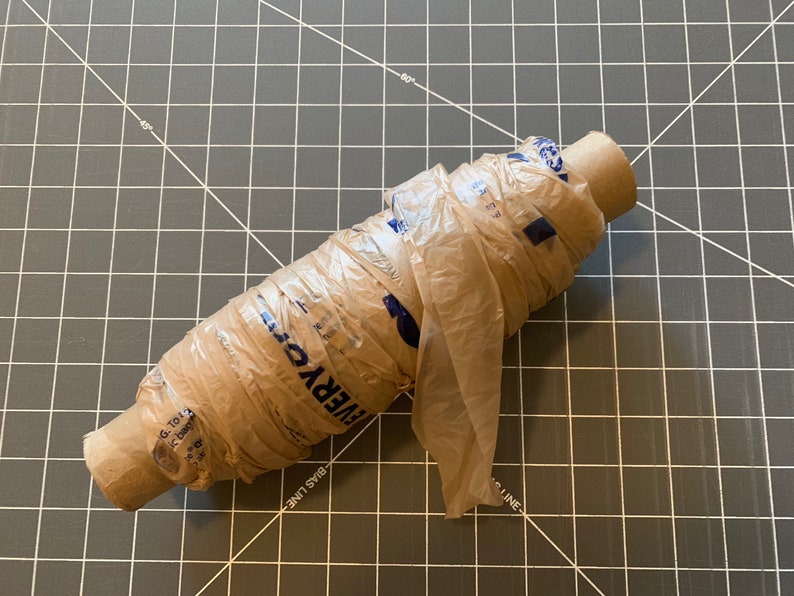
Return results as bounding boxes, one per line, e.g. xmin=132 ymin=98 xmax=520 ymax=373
xmin=84 ymin=405 xmax=175 ymax=511
xmin=83 ymin=133 xmax=637 ymax=512
xmin=562 ymin=131 xmax=637 ymax=223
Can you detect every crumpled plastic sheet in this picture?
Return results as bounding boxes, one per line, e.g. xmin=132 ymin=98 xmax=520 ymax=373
xmin=135 ymin=136 xmax=605 ymax=518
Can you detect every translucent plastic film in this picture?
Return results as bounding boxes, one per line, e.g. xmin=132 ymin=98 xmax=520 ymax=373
xmin=85 ymin=135 xmax=612 ymax=517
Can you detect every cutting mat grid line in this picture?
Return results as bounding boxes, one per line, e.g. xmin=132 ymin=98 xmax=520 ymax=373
xmin=1 ymin=0 xmax=793 ymax=595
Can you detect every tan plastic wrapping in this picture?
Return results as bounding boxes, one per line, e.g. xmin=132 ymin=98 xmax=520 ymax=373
xmin=84 ymin=132 xmax=637 ymax=517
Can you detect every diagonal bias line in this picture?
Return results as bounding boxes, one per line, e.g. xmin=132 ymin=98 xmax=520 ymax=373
xmin=629 ymin=0 xmax=794 ymax=293
xmin=19 ymin=0 xmax=287 ymax=271
xmin=194 ymin=411 xmax=382 ymax=596
xmin=257 ymin=0 xmax=523 ymax=144
xmin=514 ymin=506 xmax=607 ymax=596
xmin=630 ymin=0 xmax=794 ymax=169
xmin=262 ymin=0 xmax=794 ymax=297
xmin=634 ymin=201 xmax=794 ymax=291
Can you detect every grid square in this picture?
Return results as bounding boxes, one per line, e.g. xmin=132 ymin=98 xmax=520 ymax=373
xmin=726 ymin=518 xmax=777 ymax=569
xmin=17 ymin=273 xmax=63 ymax=317
xmin=669 ymin=418 xmax=717 ymax=466
xmin=523 ymin=416 xmax=569 ymax=464
xmin=576 ymin=516 xmax=625 ymax=567
xmin=521 ymin=369 xmax=568 ymax=415
xmin=83 ymin=563 xmax=131 ymax=596
xmin=675 ymin=518 xmax=726 ymax=569
xmin=0 ymin=509 xmax=38 ymax=560
xmin=572 ymin=417 xmax=619 ymax=465
xmin=659 ymin=277 xmax=706 ymax=322
xmin=625 ymin=517 xmax=675 ymax=568
xmin=722 ymin=467 xmax=772 ymax=517
xmin=662 ymin=322 xmax=711 ymax=368
xmin=514 ymin=25 xmax=557 ymax=63
xmin=385 ymin=105 xmax=426 ymax=146
xmin=574 ymin=466 xmax=622 ymax=514
xmin=709 ymin=322 xmax=758 ymax=368
xmin=671 ymin=467 xmax=721 ymax=518
xmin=566 ymin=276 xmax=613 ymax=321
xmin=615 ymin=322 xmax=662 ymax=367
xmin=763 ymin=370 xmax=794 ymax=417
xmin=570 ymin=368 xmax=617 ymax=416
xmin=7 ymin=363 xmax=54 ymax=410
xmin=665 ymin=369 xmax=712 ymax=416
xmin=104 ymin=319 xmax=151 ymax=363
xmin=215 ymin=25 xmax=257 ymax=64
xmin=620 ymin=417 xmax=668 ymax=465
xmin=130 ymin=24 xmax=173 ymax=64
xmin=524 ymin=465 xmax=572 ymax=514
xmin=327 ymin=463 xmax=377 ymax=513
xmin=132 ymin=564 xmax=181 ymax=596
xmin=42 ymin=459 xmax=91 ymax=508
xmin=479 ymin=515 xmax=538 ymax=566
xmin=296 ymin=104 xmax=338 ymax=146
xmin=37 ymin=509 xmax=88 ymax=559
xmin=385 ymin=25 xmax=426 ymax=63
xmin=471 ymin=64 xmax=514 ymax=105
xmin=1 ymin=411 xmax=49 ymax=457
xmin=609 ymin=232 xmax=657 ymax=276
xmin=344 ymin=25 xmax=383 ymax=64
xmin=33 ymin=561 xmax=82 ymax=596
xmin=558 ymin=64 xmax=602 ymax=103
xmin=11 ymin=317 xmax=59 ymax=363
xmin=618 ymin=369 xmax=666 ymax=416
xmin=717 ymin=418 xmax=767 ymax=466
xmin=379 ymin=514 xmax=425 ymax=564
xmin=427 ymin=515 xmax=475 ymax=565
xmin=623 ymin=467 xmax=671 ymax=515
xmin=712 ymin=369 xmax=761 ymax=416
xmin=568 ymin=321 xmax=614 ymax=367
xmin=515 ymin=65 xmax=558 ymax=104
xmin=341 ymin=106 xmax=383 ymax=146
xmin=0 ymin=65 xmax=42 ymax=103
xmin=556 ymin=24 xmax=599 ymax=63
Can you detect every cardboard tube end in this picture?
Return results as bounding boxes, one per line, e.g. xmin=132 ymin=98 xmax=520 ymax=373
xmin=562 ymin=131 xmax=638 ymax=223
xmin=84 ymin=405 xmax=175 ymax=511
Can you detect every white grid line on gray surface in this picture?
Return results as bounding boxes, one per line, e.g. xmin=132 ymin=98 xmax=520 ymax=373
xmin=44 ymin=0 xmax=92 ymax=588
xmin=78 ymin=0 xmax=126 ymax=591
xmin=638 ymin=2 xmax=681 ymax=593
xmin=726 ymin=0 xmax=781 ymax=590
xmin=682 ymin=0 xmax=732 ymax=590
xmin=769 ymin=2 xmax=794 ymax=288
xmin=3 ymin=20 xmax=791 ymax=27
xmin=258 ymin=0 xmax=522 ymax=144
xmin=597 ymin=2 xmax=631 ymax=592
xmin=4 ymin=1 xmax=57 ymax=591
xmin=6 ymin=59 xmax=794 ymax=66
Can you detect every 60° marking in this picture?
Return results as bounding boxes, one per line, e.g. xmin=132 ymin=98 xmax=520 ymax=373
xmin=399 ymin=72 xmax=416 ymax=84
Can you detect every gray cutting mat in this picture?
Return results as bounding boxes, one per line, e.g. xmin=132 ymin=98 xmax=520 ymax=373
xmin=1 ymin=0 xmax=793 ymax=594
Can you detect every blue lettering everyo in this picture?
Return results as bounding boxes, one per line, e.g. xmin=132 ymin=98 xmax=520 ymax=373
xmin=256 ymin=295 xmax=370 ymax=426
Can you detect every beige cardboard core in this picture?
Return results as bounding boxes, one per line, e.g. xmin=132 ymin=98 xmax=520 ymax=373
xmin=83 ymin=132 xmax=638 ymax=512
xmin=84 ymin=405 xmax=175 ymax=511
xmin=561 ymin=131 xmax=638 ymax=223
